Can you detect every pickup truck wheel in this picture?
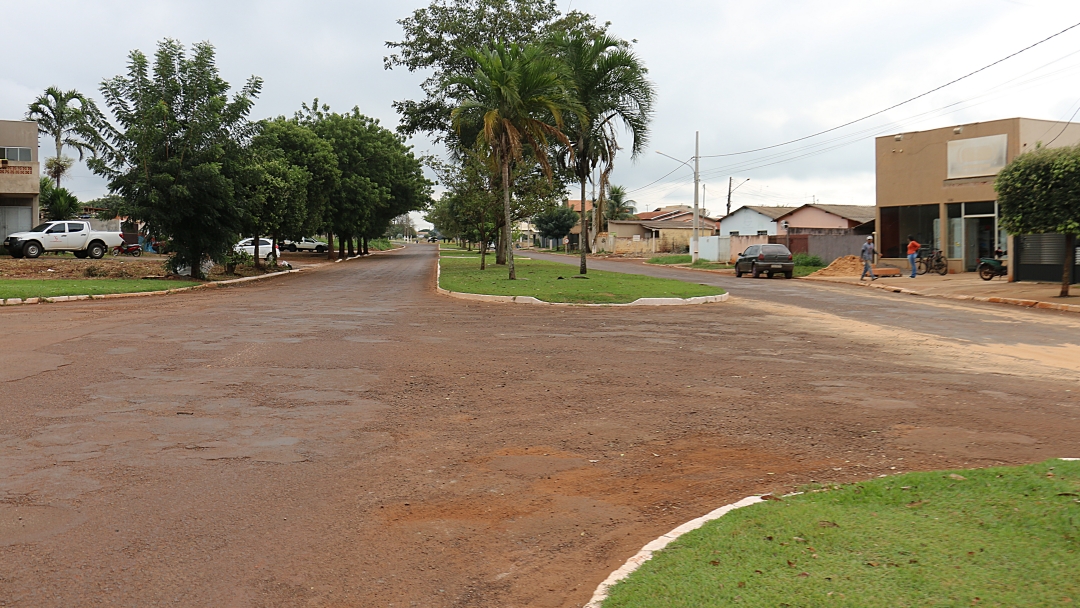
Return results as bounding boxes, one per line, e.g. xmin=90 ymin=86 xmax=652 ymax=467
xmin=87 ymin=242 xmax=106 ymax=259
xmin=73 ymin=251 xmax=89 ymax=259
xmin=315 ymin=246 xmax=325 ymax=253
xmin=23 ymin=241 xmax=42 ymax=258
xmin=288 ymin=244 xmax=297 ymax=252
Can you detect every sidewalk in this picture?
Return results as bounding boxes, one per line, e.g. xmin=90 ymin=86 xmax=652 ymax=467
xmin=804 ymin=272 xmax=1080 ymax=313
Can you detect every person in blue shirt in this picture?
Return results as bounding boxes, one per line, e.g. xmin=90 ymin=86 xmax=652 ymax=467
xmin=860 ymin=236 xmax=879 ymax=281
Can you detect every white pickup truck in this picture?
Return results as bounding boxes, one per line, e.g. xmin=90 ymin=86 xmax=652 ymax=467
xmin=4 ymin=220 xmax=125 ymax=259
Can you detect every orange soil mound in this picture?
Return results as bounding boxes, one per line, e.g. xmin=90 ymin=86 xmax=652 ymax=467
xmin=809 ymin=255 xmax=865 ymax=277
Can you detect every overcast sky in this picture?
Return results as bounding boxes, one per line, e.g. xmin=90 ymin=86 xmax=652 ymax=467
xmin=5 ymin=0 xmax=1080 ymax=227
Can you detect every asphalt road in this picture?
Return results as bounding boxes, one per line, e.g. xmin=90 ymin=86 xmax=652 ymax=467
xmin=0 ymin=244 xmax=1077 ymax=607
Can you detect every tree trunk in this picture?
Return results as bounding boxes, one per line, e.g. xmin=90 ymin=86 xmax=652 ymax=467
xmin=327 ymin=231 xmax=335 ymax=260
xmin=253 ymin=233 xmax=262 ymax=269
xmin=347 ymin=237 xmax=355 ymax=258
xmin=495 ymin=227 xmax=506 ymax=265
xmin=503 ymin=161 xmax=515 ymax=280
xmin=338 ymin=237 xmax=346 ymax=261
xmin=363 ymin=236 xmax=369 ymax=255
xmin=54 ymin=137 xmax=63 ymax=188
xmin=579 ymin=177 xmax=588 ymax=275
xmin=1062 ymin=233 xmax=1076 ymax=297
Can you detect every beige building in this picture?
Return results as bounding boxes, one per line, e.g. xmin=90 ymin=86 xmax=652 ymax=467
xmin=0 ymin=120 xmax=40 ymax=238
xmin=876 ymin=118 xmax=1080 ymax=274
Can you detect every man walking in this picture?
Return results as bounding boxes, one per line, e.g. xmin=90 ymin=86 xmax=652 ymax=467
xmin=906 ymin=235 xmax=921 ymax=278
xmin=860 ymin=236 xmax=878 ymax=281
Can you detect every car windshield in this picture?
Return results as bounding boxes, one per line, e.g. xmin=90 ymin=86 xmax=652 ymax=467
xmin=30 ymin=223 xmax=54 ymax=233
xmin=761 ymin=245 xmax=790 ymax=255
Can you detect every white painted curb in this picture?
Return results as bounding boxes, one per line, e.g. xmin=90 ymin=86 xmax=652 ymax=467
xmin=584 ymin=495 xmax=765 ymax=608
xmin=0 ymin=268 xmax=306 ymax=307
xmin=586 ymin=457 xmax=1080 ymax=607
xmin=436 ymin=255 xmax=729 ymax=307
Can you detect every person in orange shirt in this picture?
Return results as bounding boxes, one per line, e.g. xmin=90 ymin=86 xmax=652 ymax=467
xmin=906 ymin=235 xmax=921 ymax=278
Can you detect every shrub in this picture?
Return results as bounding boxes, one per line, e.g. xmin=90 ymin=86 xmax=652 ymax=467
xmin=793 ymin=253 xmax=824 ymax=267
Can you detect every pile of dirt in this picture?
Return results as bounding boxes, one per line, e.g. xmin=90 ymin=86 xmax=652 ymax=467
xmin=0 ymin=257 xmax=170 ymax=279
xmin=808 ymin=255 xmax=865 ymax=277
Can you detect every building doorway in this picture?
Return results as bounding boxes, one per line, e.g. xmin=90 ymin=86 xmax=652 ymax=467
xmin=964 ymin=216 xmax=996 ymax=271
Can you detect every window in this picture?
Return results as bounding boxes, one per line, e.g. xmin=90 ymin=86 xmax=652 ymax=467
xmin=0 ymin=147 xmax=32 ymax=161
xmin=761 ymin=244 xmax=789 ymax=255
xmin=46 ymin=224 xmax=66 ymax=234
xmin=757 ymin=230 xmax=769 ymax=236
xmin=258 ymin=239 xmax=272 ymax=246
xmin=879 ymin=204 xmax=939 ymax=258
xmin=727 ymin=231 xmax=739 ymax=236
xmin=67 ymin=223 xmax=86 ymax=232
xmin=743 ymin=246 xmax=759 ymax=256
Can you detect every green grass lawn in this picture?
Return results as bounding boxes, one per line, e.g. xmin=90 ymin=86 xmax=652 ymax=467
xmin=0 ymin=279 xmax=200 ymax=300
xmin=439 ymin=256 xmax=723 ymax=304
xmin=794 ymin=265 xmax=824 ymax=277
xmin=647 ymin=254 xmax=693 ymax=265
xmin=602 ymin=459 xmax=1080 ymax=607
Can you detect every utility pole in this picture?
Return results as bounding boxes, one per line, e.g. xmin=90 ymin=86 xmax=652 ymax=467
xmin=692 ymin=131 xmax=700 ymax=263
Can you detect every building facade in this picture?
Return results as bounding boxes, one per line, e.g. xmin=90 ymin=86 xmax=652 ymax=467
xmin=0 ymin=120 xmax=40 ymax=239
xmin=876 ymin=118 xmax=1080 ymax=276
xmin=717 ymin=206 xmax=795 ymax=236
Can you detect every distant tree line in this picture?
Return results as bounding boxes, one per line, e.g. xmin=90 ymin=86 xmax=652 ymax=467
xmin=26 ymin=39 xmax=432 ymax=278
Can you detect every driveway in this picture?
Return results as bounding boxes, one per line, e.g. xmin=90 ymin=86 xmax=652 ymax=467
xmin=1 ymin=244 xmax=1077 ymax=607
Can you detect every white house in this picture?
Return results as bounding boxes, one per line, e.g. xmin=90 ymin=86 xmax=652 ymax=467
xmin=717 ymin=206 xmax=795 ymax=236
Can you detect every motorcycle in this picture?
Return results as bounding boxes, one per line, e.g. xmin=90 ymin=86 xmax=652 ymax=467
xmin=111 ymin=242 xmax=142 ymax=257
xmin=977 ymin=249 xmax=1007 ymax=281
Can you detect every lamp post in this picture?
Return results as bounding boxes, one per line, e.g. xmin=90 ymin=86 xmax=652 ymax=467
xmin=656 ymin=131 xmax=702 ymax=262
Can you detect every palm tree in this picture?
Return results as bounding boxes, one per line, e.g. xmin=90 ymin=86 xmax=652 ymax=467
xmin=550 ymin=31 xmax=655 ymax=274
xmin=25 ymin=87 xmax=101 ymax=188
xmin=448 ymin=42 xmax=577 ymax=280
xmin=604 ymin=184 xmax=637 ymax=228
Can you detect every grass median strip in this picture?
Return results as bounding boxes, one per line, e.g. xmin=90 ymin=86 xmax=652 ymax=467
xmin=439 ymin=256 xmax=723 ymax=304
xmin=602 ymin=459 xmax=1080 ymax=607
xmin=0 ymin=278 xmax=200 ymax=300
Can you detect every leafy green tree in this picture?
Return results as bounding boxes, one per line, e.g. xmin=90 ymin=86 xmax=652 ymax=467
xmin=447 ymin=42 xmax=577 ymax=279
xmin=550 ymin=30 xmax=654 ymax=274
xmin=436 ymin=150 xmax=502 ymax=267
xmin=385 ymin=0 xmax=600 ymax=143
xmin=254 ymin=118 xmax=341 ymax=241
xmin=238 ymin=155 xmax=309 ymax=267
xmin=604 ymin=184 xmax=637 ymax=227
xmin=298 ymin=102 xmax=432 ymax=259
xmin=88 ymin=39 xmax=262 ymax=278
xmin=995 ymin=144 xmax=1080 ymax=296
xmin=533 ymin=205 xmax=578 ymax=252
xmin=26 ymin=87 xmax=102 ymax=188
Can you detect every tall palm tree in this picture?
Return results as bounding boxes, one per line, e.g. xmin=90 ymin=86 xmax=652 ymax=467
xmin=448 ymin=42 xmax=577 ymax=280
xmin=551 ymin=31 xmax=655 ymax=274
xmin=26 ymin=87 xmax=102 ymax=188
xmin=604 ymin=184 xmax=637 ymax=228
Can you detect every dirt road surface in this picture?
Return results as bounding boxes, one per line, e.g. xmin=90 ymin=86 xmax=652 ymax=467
xmin=1 ymin=244 xmax=1077 ymax=607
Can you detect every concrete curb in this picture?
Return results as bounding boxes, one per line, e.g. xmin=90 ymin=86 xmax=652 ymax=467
xmin=803 ymin=276 xmax=1080 ymax=314
xmin=586 ymin=456 xmax=1080 ymax=607
xmin=435 ymin=255 xmax=729 ymax=307
xmin=0 ymin=268 xmax=306 ymax=307
xmin=584 ymin=495 xmax=765 ymax=608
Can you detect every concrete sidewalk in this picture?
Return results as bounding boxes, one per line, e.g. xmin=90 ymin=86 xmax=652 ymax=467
xmin=804 ymin=272 xmax=1080 ymax=313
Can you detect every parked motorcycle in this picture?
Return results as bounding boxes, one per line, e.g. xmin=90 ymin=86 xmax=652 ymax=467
xmin=111 ymin=242 xmax=142 ymax=257
xmin=977 ymin=249 xmax=1007 ymax=280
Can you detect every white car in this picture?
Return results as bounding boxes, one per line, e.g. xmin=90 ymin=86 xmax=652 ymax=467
xmin=235 ymin=238 xmax=280 ymax=261
xmin=4 ymin=221 xmax=125 ymax=259
xmin=281 ymin=237 xmax=328 ymax=253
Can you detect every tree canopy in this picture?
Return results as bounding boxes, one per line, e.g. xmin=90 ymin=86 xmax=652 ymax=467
xmin=995 ymin=144 xmax=1080 ymax=296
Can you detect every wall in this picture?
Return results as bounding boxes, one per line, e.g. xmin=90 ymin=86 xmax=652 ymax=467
xmin=807 ymin=234 xmax=866 ymax=264
xmin=699 ymin=236 xmax=730 ymax=263
xmin=718 ymin=208 xmax=777 ymax=236
xmin=727 ymin=235 xmax=771 ymax=262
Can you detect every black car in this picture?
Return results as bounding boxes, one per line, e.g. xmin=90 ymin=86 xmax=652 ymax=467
xmin=734 ymin=244 xmax=794 ymax=279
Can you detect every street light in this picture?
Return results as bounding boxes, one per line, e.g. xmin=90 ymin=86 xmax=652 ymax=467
xmin=656 ymin=131 xmax=701 ymax=262
xmin=726 ymin=177 xmax=750 ymax=217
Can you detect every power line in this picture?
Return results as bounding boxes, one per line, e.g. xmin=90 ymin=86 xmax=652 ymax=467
xmin=699 ymin=20 xmax=1080 ymax=158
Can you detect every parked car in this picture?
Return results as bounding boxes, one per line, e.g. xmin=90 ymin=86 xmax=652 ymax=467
xmin=4 ymin=221 xmax=124 ymax=259
xmin=235 ymin=238 xmax=280 ymax=261
xmin=280 ymin=237 xmax=327 ymax=253
xmin=734 ymin=243 xmax=794 ymax=279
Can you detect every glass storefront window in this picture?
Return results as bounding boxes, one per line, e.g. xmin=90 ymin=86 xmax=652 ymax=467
xmin=965 ymin=201 xmax=994 ymax=216
xmin=879 ymin=204 xmax=939 ymax=257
